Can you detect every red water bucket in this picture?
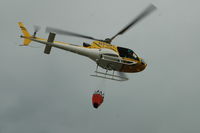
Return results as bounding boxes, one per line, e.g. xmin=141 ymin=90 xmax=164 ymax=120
xmin=92 ymin=90 xmax=104 ymax=108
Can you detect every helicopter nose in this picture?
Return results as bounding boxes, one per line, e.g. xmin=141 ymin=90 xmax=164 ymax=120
xmin=136 ymin=58 xmax=147 ymax=72
xmin=141 ymin=58 xmax=145 ymax=64
xmin=93 ymin=103 xmax=99 ymax=108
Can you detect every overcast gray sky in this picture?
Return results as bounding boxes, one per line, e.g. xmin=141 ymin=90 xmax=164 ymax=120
xmin=0 ymin=0 xmax=200 ymax=133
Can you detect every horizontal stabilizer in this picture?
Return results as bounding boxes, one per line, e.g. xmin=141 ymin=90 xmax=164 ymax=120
xmin=44 ymin=45 xmax=52 ymax=54
xmin=44 ymin=32 xmax=56 ymax=54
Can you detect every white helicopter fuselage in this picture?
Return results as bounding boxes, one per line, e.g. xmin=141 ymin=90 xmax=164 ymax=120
xmin=31 ymin=36 xmax=124 ymax=71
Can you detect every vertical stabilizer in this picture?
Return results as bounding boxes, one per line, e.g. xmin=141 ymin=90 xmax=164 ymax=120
xmin=18 ymin=22 xmax=32 ymax=46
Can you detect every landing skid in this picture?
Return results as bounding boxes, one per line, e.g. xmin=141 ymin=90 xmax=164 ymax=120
xmin=91 ymin=71 xmax=128 ymax=81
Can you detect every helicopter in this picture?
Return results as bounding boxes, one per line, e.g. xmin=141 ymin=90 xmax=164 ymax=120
xmin=18 ymin=4 xmax=156 ymax=81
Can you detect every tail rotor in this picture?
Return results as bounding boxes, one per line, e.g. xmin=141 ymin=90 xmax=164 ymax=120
xmin=33 ymin=25 xmax=41 ymax=37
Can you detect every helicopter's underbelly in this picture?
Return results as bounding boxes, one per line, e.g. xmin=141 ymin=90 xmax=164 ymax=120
xmin=96 ymin=59 xmax=146 ymax=73
xmin=120 ymin=63 xmax=147 ymax=73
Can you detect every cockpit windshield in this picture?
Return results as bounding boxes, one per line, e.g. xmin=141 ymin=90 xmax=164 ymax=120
xmin=117 ymin=47 xmax=138 ymax=60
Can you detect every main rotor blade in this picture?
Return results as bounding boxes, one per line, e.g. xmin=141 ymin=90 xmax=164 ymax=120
xmin=110 ymin=4 xmax=156 ymax=41
xmin=46 ymin=27 xmax=100 ymax=41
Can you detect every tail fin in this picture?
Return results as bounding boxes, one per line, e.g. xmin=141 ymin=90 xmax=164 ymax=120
xmin=18 ymin=22 xmax=32 ymax=46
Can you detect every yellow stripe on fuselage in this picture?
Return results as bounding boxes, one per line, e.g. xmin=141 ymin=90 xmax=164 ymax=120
xmin=122 ymin=57 xmax=140 ymax=63
xmin=89 ymin=41 xmax=118 ymax=53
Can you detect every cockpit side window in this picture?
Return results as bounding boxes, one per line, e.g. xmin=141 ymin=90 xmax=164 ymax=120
xmin=117 ymin=47 xmax=138 ymax=60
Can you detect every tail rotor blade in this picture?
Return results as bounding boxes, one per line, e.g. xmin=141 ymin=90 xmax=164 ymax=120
xmin=33 ymin=25 xmax=41 ymax=33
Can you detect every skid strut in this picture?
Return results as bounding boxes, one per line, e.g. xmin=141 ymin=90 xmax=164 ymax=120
xmin=91 ymin=64 xmax=128 ymax=81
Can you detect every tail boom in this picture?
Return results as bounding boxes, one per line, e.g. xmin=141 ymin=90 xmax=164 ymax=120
xmin=17 ymin=22 xmax=100 ymax=59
